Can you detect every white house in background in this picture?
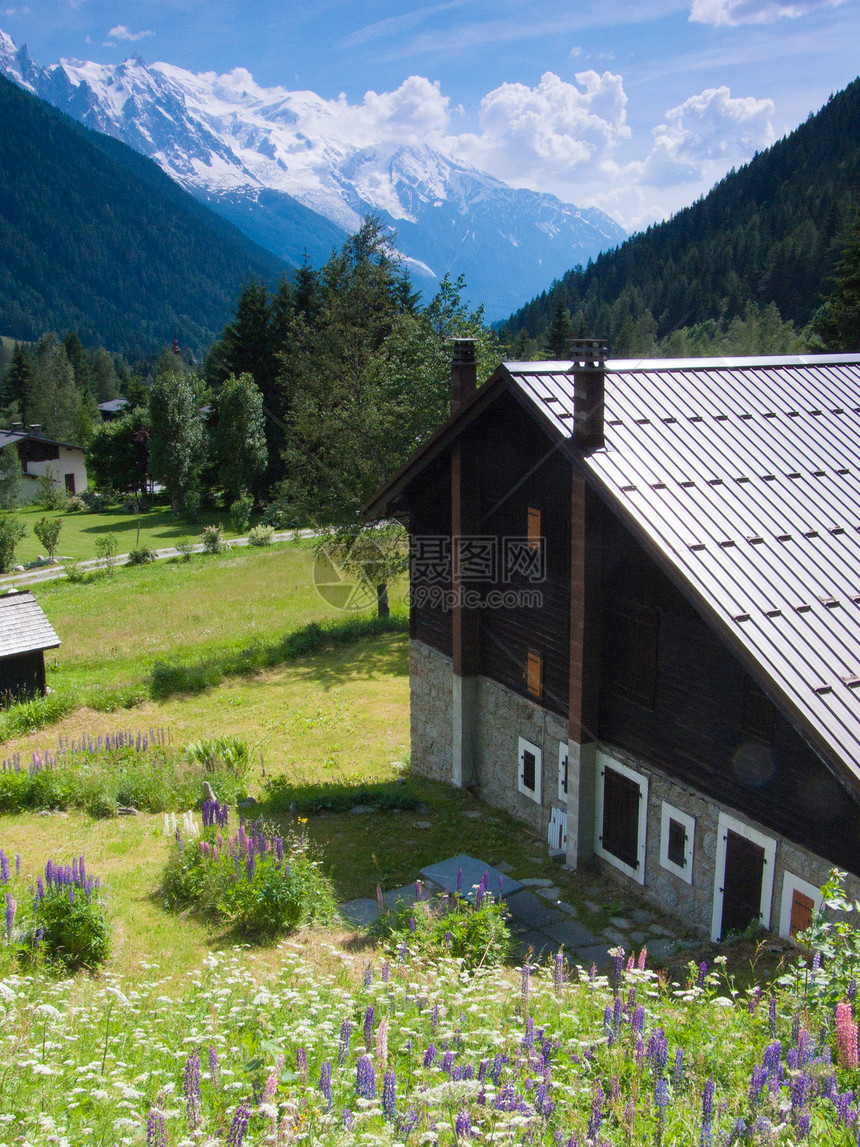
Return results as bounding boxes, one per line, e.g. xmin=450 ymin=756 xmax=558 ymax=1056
xmin=0 ymin=424 xmax=88 ymax=501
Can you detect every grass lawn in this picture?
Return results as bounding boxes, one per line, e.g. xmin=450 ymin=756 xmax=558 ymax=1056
xmin=10 ymin=502 xmax=264 ymax=565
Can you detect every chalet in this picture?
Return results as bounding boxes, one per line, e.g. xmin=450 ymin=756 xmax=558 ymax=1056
xmin=0 ymin=590 xmax=60 ymax=703
xmin=365 ymin=340 xmax=860 ymax=942
xmin=0 ymin=424 xmax=88 ymax=499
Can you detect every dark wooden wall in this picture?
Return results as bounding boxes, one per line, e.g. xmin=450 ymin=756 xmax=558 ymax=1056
xmin=0 ymin=651 xmax=46 ymax=704
xmin=597 ymin=502 xmax=860 ymax=873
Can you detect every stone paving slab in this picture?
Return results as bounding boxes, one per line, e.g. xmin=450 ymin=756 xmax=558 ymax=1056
xmin=505 ymin=890 xmax=566 ymax=929
xmin=420 ymin=854 xmax=523 ymax=901
xmin=382 ymin=884 xmax=419 ymax=909
xmin=543 ymin=919 xmax=599 ymax=947
xmin=569 ymin=944 xmax=614 ymax=969
xmin=515 ymin=930 xmax=558 ymax=960
xmin=339 ymin=898 xmax=380 ymax=927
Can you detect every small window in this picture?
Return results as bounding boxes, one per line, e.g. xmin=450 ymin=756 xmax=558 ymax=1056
xmin=558 ymin=742 xmax=569 ymax=803
xmin=526 ymin=650 xmax=542 ymax=698
xmin=742 ymin=681 xmax=776 ymax=741
xmin=517 ymin=737 xmax=542 ymax=804
xmin=594 ymin=753 xmax=648 ymax=884
xmin=778 ymin=872 xmax=823 ymax=941
xmin=659 ymin=802 xmax=695 ymax=884
xmin=604 ymin=603 xmax=658 ymax=709
xmin=527 ymin=507 xmax=542 ymax=551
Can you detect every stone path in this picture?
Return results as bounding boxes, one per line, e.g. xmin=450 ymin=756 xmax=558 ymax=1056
xmin=339 ymin=853 xmax=682 ymax=968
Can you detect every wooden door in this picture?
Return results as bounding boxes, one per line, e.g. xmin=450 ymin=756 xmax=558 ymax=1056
xmin=601 ymin=767 xmax=641 ymax=870
xmin=720 ymin=829 xmax=765 ymax=938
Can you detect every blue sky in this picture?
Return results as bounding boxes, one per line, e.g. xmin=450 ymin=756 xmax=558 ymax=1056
xmin=2 ymin=0 xmax=857 ymax=229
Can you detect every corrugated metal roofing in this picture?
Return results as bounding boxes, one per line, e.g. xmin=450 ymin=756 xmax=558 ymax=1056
xmin=505 ymin=353 xmax=860 ymax=787
xmin=0 ymin=591 xmax=60 ymax=658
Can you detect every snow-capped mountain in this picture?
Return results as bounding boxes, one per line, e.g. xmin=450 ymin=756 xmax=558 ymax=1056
xmin=0 ymin=30 xmax=626 ymax=318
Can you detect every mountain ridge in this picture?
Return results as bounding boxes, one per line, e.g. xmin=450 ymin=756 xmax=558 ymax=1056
xmin=0 ymin=30 xmax=626 ymax=318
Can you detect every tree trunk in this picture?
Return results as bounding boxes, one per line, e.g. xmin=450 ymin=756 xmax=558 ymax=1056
xmin=376 ymin=583 xmax=390 ymax=619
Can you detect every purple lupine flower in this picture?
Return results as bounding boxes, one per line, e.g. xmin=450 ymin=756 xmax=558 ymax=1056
xmin=647 ymin=1028 xmax=669 ymax=1077
xmin=455 ymin=1107 xmax=472 ymax=1139
xmin=183 ymin=1049 xmax=202 ymax=1128
xmin=208 ymin=1045 xmax=220 ymax=1089
xmin=635 ymin=1036 xmax=645 ymax=1072
xmin=246 ymin=854 xmax=255 ymax=880
xmin=791 ymin=1073 xmax=810 ymax=1116
xmin=432 ymin=1002 xmax=439 ymax=1032
xmin=797 ymin=1112 xmax=812 ymax=1140
xmin=655 ymin=1077 xmax=669 ymax=1115
xmin=423 ymin=1043 xmax=436 ymax=1068
xmin=441 ymin=1051 xmax=454 ymax=1074
xmin=696 ymin=961 xmax=708 ymax=988
xmin=477 ymin=1059 xmax=488 ymax=1083
xmin=146 ymin=1108 xmax=167 ymax=1147
xmin=382 ymin=1069 xmax=396 ymax=1119
xmin=356 ymin=1054 xmax=376 ymax=1099
xmin=700 ymin=1078 xmax=715 ymax=1147
xmin=337 ymin=1018 xmax=351 ymax=1064
xmin=762 ymin=1041 xmax=782 ymax=1078
xmin=382 ymin=960 xmax=390 ymax=983
xmin=587 ymin=1081 xmax=604 ymax=1140
xmin=632 ymin=1004 xmax=645 ymax=1034
xmin=342 ymin=1109 xmax=354 ymax=1130
xmin=363 ymin=1005 xmax=375 ymax=1049
xmin=296 ymin=1046 xmax=307 ymax=1082
xmin=490 ymin=1053 xmax=506 ymax=1086
xmin=15 ymin=853 xmax=20 ymax=876
xmin=603 ymin=1003 xmax=613 ymax=1041
xmin=409 ymin=916 xmax=416 ymax=934
xmin=0 ymin=851 xmax=8 ymax=885
xmin=319 ymin=1061 xmax=332 ymax=1109
xmin=673 ymin=1048 xmax=684 ymax=1089
xmin=611 ymin=947 xmax=625 ymax=991
xmin=5 ymin=892 xmax=15 ymax=939
xmin=225 ymin=1101 xmax=251 ymax=1147
xmin=727 ymin=1118 xmax=748 ymax=1146
xmin=445 ymin=929 xmax=452 ymax=949
xmin=399 ymin=940 xmax=407 ymax=964
xmin=768 ymin=997 xmax=778 ymax=1037
xmin=612 ymin=996 xmax=623 ymax=1037
xmin=850 ymin=979 xmax=857 ymax=1002
xmin=523 ymin=1017 xmax=535 ymax=1049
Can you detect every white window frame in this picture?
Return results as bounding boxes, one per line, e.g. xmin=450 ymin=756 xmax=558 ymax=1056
xmin=778 ymin=871 xmax=823 ymax=941
xmin=517 ymin=737 xmax=542 ymax=804
xmin=558 ymin=742 xmax=569 ymax=803
xmin=710 ymin=811 xmax=776 ymax=942
xmin=594 ymin=752 xmax=648 ymax=885
xmin=659 ymin=802 xmax=695 ymax=885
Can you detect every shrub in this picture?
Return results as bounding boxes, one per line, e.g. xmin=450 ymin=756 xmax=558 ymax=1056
xmin=174 ymin=537 xmax=195 ymax=561
xmin=200 ymin=524 xmax=225 ymax=554
xmin=17 ymin=857 xmax=111 ymax=971
xmin=263 ymin=776 xmax=422 ymax=816
xmin=127 ymin=545 xmax=156 ymax=565
xmin=65 ymin=495 xmax=87 ymax=512
xmin=247 ymin=523 xmax=274 ymax=547
xmin=33 ymin=516 xmax=62 ymax=563
xmin=161 ymin=813 xmax=337 ymax=938
xmin=370 ymin=880 xmax=512 ymax=969
xmin=63 ymin=559 xmax=88 ymax=584
xmin=260 ymin=501 xmax=297 ymax=530
xmin=228 ymin=493 xmax=253 ymax=536
xmin=0 ymin=516 xmax=26 ymax=573
xmin=36 ymin=469 xmax=68 ymax=511
xmin=94 ymin=533 xmax=118 ymax=574
xmin=184 ymin=736 xmax=249 ymax=776
xmin=80 ymin=489 xmax=110 ymax=511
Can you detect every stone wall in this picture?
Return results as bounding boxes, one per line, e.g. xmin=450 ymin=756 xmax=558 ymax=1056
xmin=474 ymin=675 xmax=568 ymax=836
xmin=595 ymin=742 xmax=860 ymax=938
xmin=410 ymin=640 xmax=453 ymax=782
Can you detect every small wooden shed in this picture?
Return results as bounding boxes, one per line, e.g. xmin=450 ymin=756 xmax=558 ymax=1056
xmin=0 ymin=590 xmax=60 ymax=703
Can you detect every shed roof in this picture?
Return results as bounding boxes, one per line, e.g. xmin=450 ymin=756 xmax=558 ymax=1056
xmin=0 ymin=429 xmax=85 ymax=453
xmin=0 ymin=591 xmax=61 ymax=658
xmin=506 ymin=352 xmax=860 ymax=786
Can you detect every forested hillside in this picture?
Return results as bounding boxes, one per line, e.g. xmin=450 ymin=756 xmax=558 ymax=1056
xmin=503 ymin=76 xmax=860 ymax=354
xmin=0 ymin=75 xmax=291 ymax=358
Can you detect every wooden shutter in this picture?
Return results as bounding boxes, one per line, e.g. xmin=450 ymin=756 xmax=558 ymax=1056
xmin=601 ymin=766 xmax=641 ymax=869
xmin=527 ymin=507 xmax=542 ymax=550
xmin=526 ymin=650 xmax=542 ymax=698
xmin=789 ymin=889 xmax=814 ymax=937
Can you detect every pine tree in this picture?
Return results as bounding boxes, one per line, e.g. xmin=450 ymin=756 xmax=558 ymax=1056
xmin=545 ymin=300 xmax=575 ymax=358
xmin=2 ymin=344 xmax=33 ymax=414
xmin=214 ymin=373 xmax=267 ymax=502
xmin=809 ymin=211 xmax=860 ymax=351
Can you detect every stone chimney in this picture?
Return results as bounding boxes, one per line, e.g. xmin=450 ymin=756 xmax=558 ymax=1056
xmin=28 ymin=424 xmax=43 ymax=437
xmin=451 ymin=338 xmax=478 ymax=414
xmin=10 ymin=422 xmax=23 ymax=433
xmin=569 ymin=338 xmax=607 ymax=451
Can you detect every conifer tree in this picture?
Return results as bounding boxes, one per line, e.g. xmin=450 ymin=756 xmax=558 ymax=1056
xmin=810 ymin=211 xmax=860 ymax=351
xmin=214 ymin=373 xmax=267 ymax=503
xmin=148 ymin=370 xmax=206 ymax=512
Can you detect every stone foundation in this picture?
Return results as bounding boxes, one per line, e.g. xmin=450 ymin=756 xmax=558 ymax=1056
xmin=409 ymin=638 xmax=857 ymax=939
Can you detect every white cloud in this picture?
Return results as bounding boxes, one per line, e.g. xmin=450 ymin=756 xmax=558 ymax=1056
xmin=640 ymin=86 xmax=775 ymax=187
xmin=690 ymin=0 xmax=849 ymax=25
xmin=104 ymin=25 xmax=154 ymax=45
xmin=448 ymin=70 xmax=630 ymax=189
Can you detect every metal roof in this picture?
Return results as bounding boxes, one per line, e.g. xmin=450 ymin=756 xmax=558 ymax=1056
xmin=505 ymin=353 xmax=860 ymax=787
xmin=0 ymin=430 xmax=84 ymax=452
xmin=0 ymin=591 xmax=60 ymax=658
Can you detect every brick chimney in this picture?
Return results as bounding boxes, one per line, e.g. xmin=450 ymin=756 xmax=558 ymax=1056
xmin=569 ymin=338 xmax=607 ymax=451
xmin=451 ymin=338 xmax=478 ymax=414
